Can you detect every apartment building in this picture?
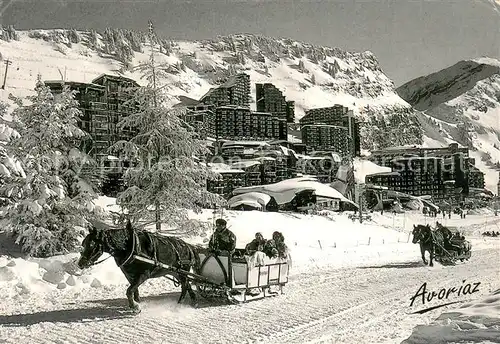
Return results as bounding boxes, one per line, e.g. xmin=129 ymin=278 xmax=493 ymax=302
xmin=256 ymin=83 xmax=295 ymax=123
xmin=301 ymin=124 xmax=351 ymax=158
xmin=369 ymin=143 xmax=484 ymax=194
xmin=199 ymin=73 xmax=250 ymax=108
xmin=299 ymin=105 xmax=360 ymax=157
xmin=45 ymin=74 xmax=139 ymax=162
xmin=213 ymin=106 xmax=287 ymax=141
xmin=45 ymin=74 xmax=140 ymax=195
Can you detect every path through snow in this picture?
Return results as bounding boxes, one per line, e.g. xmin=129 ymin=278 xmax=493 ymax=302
xmin=0 ymin=248 xmax=498 ymax=344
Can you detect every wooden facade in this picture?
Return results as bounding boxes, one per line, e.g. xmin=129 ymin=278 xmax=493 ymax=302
xmin=256 ymin=83 xmax=295 ymax=123
xmin=299 ymin=105 xmax=360 ymax=157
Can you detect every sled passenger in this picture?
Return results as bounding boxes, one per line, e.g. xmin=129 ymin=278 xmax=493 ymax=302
xmin=245 ymin=232 xmax=267 ymax=255
xmin=264 ymin=231 xmax=288 ymax=259
xmin=208 ymin=219 xmax=236 ymax=255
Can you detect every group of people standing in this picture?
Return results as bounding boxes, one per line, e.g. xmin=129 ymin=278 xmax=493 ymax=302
xmin=208 ymin=218 xmax=288 ymax=259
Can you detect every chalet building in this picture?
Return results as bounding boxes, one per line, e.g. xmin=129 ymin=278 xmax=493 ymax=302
xmin=220 ymin=141 xmax=297 ymax=183
xmin=256 ymin=83 xmax=295 ymax=123
xmin=301 ymin=124 xmax=350 ymax=158
xmin=299 ymin=105 xmax=360 ymax=157
xmin=199 ymin=73 xmax=250 ymax=108
xmin=45 ymin=74 xmax=140 ymax=196
xmin=206 ymin=163 xmax=245 ymax=197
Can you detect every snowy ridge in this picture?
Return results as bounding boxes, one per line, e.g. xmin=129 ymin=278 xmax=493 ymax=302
xmin=0 ymin=29 xmax=420 ymax=151
xmin=397 ymin=58 xmax=500 ymax=192
xmin=0 ymin=30 xmax=412 ymax=119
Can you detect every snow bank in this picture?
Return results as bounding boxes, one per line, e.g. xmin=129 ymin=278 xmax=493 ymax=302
xmin=0 ymin=253 xmax=126 ymax=298
xmin=402 ymin=288 xmax=500 ymax=344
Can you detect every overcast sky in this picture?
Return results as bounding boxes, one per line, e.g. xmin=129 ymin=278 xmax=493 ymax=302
xmin=1 ymin=0 xmax=499 ymax=86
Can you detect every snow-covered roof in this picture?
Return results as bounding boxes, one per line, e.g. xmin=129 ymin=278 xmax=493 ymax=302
xmin=297 ymin=154 xmax=327 ymax=161
xmin=208 ymin=163 xmax=244 ymax=173
xmin=255 ymin=157 xmax=275 ymax=161
xmin=222 ymin=140 xmax=271 ymax=148
xmin=230 ymin=160 xmax=261 ymax=169
xmin=228 ymin=192 xmax=272 ymax=210
xmin=233 ymin=177 xmax=357 ymax=207
xmin=353 ymin=158 xmax=391 ymax=183
xmin=366 ymin=171 xmax=401 ymax=177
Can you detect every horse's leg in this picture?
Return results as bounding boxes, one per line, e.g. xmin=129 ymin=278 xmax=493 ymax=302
xmin=177 ymin=275 xmax=189 ymax=304
xmin=429 ymin=246 xmax=434 ymax=267
xmin=127 ymin=273 xmax=150 ymax=313
xmin=420 ymin=244 xmax=428 ymax=265
xmin=182 ymin=264 xmax=198 ymax=307
xmin=121 ymin=271 xmax=140 ymax=303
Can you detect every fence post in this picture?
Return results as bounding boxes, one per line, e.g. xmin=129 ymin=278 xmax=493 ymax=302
xmin=407 ymin=232 xmax=411 ymax=243
xmin=318 ymin=240 xmax=322 ymax=250
xmin=383 ymin=239 xmax=385 ymax=245
xmin=368 ymin=237 xmax=371 ymax=245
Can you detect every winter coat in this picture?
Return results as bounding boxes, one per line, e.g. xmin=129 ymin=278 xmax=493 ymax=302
xmin=263 ymin=239 xmax=288 ymax=259
xmin=208 ymin=228 xmax=236 ymax=253
xmin=245 ymin=238 xmax=266 ymax=255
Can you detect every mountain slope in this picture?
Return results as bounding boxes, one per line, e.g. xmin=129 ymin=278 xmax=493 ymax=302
xmin=0 ymin=29 xmax=422 ymax=151
xmin=396 ymin=59 xmax=500 ymax=111
xmin=397 ymin=57 xmax=500 ymax=192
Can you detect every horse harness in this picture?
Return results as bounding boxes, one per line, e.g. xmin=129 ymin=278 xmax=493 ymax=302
xmin=417 ymin=228 xmax=433 ymax=245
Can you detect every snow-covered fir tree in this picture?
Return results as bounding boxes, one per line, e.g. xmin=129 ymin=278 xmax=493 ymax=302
xmin=0 ymin=78 xmax=99 ymax=257
xmin=110 ymin=21 xmax=225 ymax=234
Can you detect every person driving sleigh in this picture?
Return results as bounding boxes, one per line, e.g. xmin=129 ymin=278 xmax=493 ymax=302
xmin=208 ymin=219 xmax=236 ymax=255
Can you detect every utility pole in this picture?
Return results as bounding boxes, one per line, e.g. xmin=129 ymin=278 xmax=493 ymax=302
xmin=358 ymin=183 xmax=364 ymax=224
xmin=1 ymin=59 xmax=12 ymax=90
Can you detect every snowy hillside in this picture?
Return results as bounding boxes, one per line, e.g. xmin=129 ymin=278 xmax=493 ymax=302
xmin=0 ymin=29 xmax=421 ymax=150
xmin=397 ymin=58 xmax=500 ymax=193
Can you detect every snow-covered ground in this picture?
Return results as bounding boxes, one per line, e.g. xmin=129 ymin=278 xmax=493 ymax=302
xmin=1 ymin=196 xmax=499 ymax=343
xmin=402 ymin=288 xmax=500 ymax=344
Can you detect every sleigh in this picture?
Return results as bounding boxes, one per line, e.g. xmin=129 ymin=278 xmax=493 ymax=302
xmin=195 ymin=248 xmax=290 ymax=303
xmin=133 ymin=247 xmax=290 ymax=304
xmin=433 ymin=237 xmax=472 ymax=265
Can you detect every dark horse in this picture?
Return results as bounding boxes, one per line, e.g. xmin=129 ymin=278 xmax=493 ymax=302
xmin=411 ymin=224 xmax=445 ymax=267
xmin=77 ymin=220 xmax=200 ymax=313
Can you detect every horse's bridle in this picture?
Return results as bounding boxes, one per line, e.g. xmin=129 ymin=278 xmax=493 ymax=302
xmin=416 ymin=227 xmax=433 ymax=244
xmin=83 ymin=230 xmax=136 ymax=268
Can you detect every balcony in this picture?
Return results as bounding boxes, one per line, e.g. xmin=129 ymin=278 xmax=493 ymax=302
xmin=89 ymin=102 xmax=108 ymax=111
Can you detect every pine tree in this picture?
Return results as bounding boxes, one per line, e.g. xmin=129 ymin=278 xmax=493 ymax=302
xmin=311 ymin=73 xmax=316 ymax=85
xmin=110 ymin=21 xmax=225 ymax=234
xmin=68 ymin=29 xmax=81 ymax=44
xmin=0 ymin=78 xmax=99 ymax=257
xmin=88 ymin=30 xmax=99 ymax=49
